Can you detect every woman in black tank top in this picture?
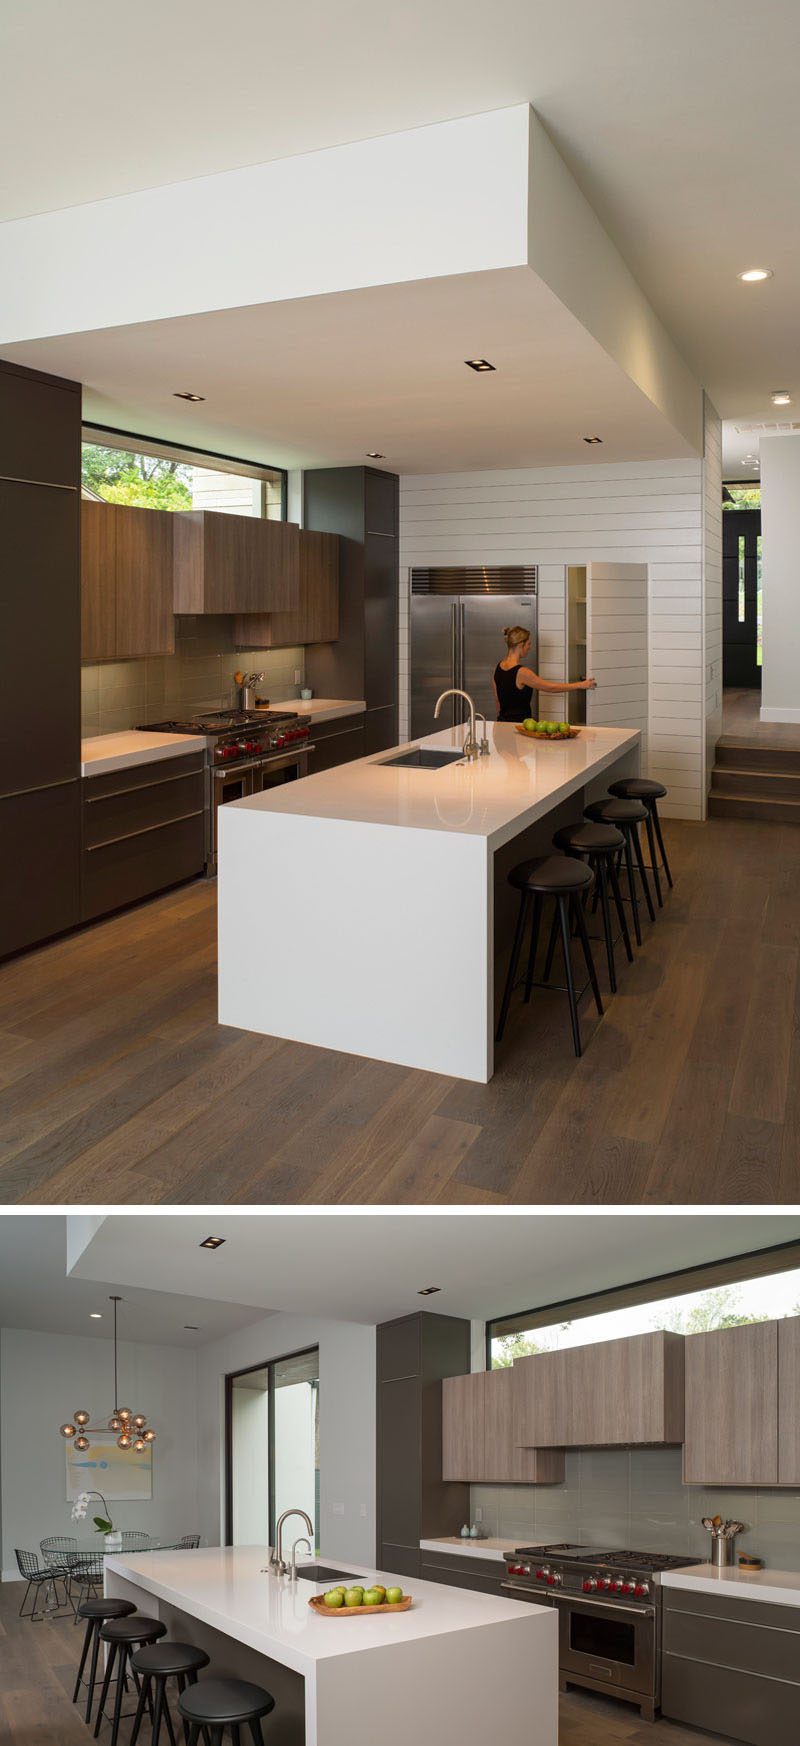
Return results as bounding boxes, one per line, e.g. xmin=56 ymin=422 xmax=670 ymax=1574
xmin=493 ymin=625 xmax=597 ymax=722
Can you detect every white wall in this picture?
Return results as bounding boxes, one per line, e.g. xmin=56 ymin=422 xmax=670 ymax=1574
xmin=759 ymin=433 xmax=800 ymax=722
xmin=196 ymin=1313 xmax=376 ymax=1565
xmin=231 ymin=1377 xmax=269 ymax=1546
xmin=0 ymin=1328 xmax=199 ymax=1582
xmin=399 ymin=457 xmax=708 ymax=818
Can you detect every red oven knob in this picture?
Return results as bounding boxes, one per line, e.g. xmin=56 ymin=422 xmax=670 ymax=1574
xmin=276 ymin=735 xmax=286 ymax=747
xmin=608 ymin=1581 xmax=620 ymax=1592
xmin=535 ymin=1568 xmax=545 ymax=1580
xmin=546 ymin=1574 xmax=555 ymax=1586
xmin=620 ymin=1582 xmax=632 ymax=1594
xmin=582 ymin=1579 xmax=596 ymax=1592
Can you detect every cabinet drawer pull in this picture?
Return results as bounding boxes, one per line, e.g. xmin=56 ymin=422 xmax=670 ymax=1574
xmin=3 ymin=776 xmax=77 ymax=800
xmin=85 ymin=768 xmax=202 ymax=802
xmin=86 ymin=809 xmax=204 ymax=851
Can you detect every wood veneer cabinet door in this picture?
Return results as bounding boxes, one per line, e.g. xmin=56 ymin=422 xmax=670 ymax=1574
xmin=778 ymin=1319 xmax=800 ymax=1483
xmin=234 ymin=529 xmax=339 ymax=647
xmin=484 ymin=1367 xmax=564 ymax=1483
xmin=513 ymin=1333 xmax=684 ymax=1448
xmin=174 ymin=511 xmax=299 ymax=614
xmin=683 ymin=1322 xmax=778 ymax=1485
xmin=81 ymin=500 xmax=117 ymax=661
xmin=442 ymin=1372 xmax=486 ymax=1480
xmin=115 ymin=505 xmax=175 ymax=657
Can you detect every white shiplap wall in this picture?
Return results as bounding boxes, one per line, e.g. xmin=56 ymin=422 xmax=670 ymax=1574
xmin=703 ymin=397 xmax=723 ymax=786
xmin=586 ymin=562 xmax=649 ymax=746
xmin=399 ymin=458 xmax=706 ymax=818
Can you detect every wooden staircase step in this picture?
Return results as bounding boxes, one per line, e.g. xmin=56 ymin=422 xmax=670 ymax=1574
xmin=715 ymin=737 xmax=800 ymax=774
xmin=708 ymin=789 xmax=800 ymax=824
xmin=711 ymin=765 xmax=800 ymax=799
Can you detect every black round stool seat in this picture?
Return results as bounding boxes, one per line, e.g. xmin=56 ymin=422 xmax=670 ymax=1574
xmin=179 ymin=1677 xmax=276 ymax=1725
xmin=78 ymin=1596 xmax=136 ymax=1621
xmin=608 ymin=776 xmax=667 ymax=801
xmin=132 ymin=1642 xmax=210 ymax=1678
xmin=509 ymin=853 xmax=594 ymax=894
xmin=100 ymin=1613 xmax=167 ymax=1644
xmin=585 ymin=796 xmax=648 ymax=825
xmin=553 ymin=821 xmax=625 ymax=855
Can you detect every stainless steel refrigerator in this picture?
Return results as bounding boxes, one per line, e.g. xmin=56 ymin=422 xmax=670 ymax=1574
xmin=410 ymin=583 xmax=538 ymax=739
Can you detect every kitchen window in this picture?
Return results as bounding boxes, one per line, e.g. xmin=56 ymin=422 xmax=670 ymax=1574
xmin=225 ymin=1346 xmax=319 ymax=1549
xmin=487 ymin=1240 xmax=800 ymax=1367
xmin=82 ymin=426 xmax=286 ymax=519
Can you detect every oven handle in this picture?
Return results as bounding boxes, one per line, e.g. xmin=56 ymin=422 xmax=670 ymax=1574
xmin=501 ymin=1583 xmax=654 ymax=1618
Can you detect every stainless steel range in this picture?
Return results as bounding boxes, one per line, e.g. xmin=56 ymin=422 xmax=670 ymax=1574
xmin=142 ymin=710 xmax=313 ymax=873
xmin=502 ymin=1544 xmax=700 ymax=1721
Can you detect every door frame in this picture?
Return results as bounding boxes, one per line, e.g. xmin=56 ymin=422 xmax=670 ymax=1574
xmin=224 ymin=1344 xmax=319 ymax=1546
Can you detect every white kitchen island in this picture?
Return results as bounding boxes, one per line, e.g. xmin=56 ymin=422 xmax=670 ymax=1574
xmin=218 ymin=720 xmax=640 ymax=1081
xmin=105 ymin=1546 xmax=557 ymax=1746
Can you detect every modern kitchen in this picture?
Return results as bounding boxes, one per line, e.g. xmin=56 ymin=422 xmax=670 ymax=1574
xmin=1 ymin=1210 xmax=799 ymax=1746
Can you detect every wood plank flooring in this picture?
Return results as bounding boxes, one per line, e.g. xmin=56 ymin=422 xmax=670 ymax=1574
xmin=0 ymin=1578 xmax=734 ymax=1746
xmin=1 ymin=811 xmax=800 ymax=1204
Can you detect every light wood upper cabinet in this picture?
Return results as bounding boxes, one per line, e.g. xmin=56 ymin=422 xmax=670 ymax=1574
xmin=81 ymin=501 xmax=175 ymax=661
xmin=778 ymin=1319 xmax=800 ymax=1483
xmin=514 ymin=1332 xmax=685 ymax=1450
xmin=683 ymin=1322 xmax=778 ymax=1486
xmin=235 ymin=529 xmax=339 ymax=648
xmin=173 ymin=511 xmax=299 ymax=615
xmin=442 ymin=1369 xmax=564 ymax=1484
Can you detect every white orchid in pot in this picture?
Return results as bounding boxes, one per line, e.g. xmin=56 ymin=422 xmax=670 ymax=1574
xmin=71 ymin=1489 xmax=121 ymax=1547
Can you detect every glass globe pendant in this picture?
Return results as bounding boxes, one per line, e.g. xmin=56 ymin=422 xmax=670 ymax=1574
xmin=57 ymin=1296 xmax=157 ymax=1459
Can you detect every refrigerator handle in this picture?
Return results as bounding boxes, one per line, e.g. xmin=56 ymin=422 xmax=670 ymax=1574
xmin=451 ymin=600 xmax=459 ymax=727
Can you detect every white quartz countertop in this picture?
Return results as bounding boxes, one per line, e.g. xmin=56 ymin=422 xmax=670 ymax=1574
xmin=81 ymin=730 xmax=206 ymax=776
xmin=663 ymin=1564 xmax=800 ymax=1608
xmin=266 ymin=698 xmax=366 ymax=723
xmin=227 ymin=721 xmax=639 ymax=851
xmin=420 ymin=1537 xmax=522 ymax=1562
xmin=105 ymin=1546 xmax=550 ymax=1676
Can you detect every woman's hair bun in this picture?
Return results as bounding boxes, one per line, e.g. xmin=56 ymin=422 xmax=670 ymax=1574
xmin=502 ymin=626 xmax=511 ymax=637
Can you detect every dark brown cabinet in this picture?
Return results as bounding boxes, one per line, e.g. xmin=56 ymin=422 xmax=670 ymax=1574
xmin=81 ymin=752 xmax=205 ymax=921
xmin=420 ymin=1549 xmax=506 ymax=1596
xmin=235 ymin=529 xmax=339 ymax=647
xmin=81 ymin=500 xmax=175 ymax=660
xmin=376 ymin=1312 xmax=470 ymax=1580
xmin=0 ymin=782 xmax=80 ymax=959
xmin=514 ymin=1332 xmax=684 ymax=1450
xmin=174 ymin=511 xmax=298 ymax=616
xmin=443 ymin=1369 xmax=564 ymax=1483
xmin=683 ymin=1322 xmax=778 ymax=1486
xmin=304 ymin=467 xmax=398 ymax=751
xmin=662 ymin=1585 xmax=800 ymax=1746
xmin=0 ymin=360 xmax=79 ymax=488
xmin=306 ymin=713 xmax=366 ymax=774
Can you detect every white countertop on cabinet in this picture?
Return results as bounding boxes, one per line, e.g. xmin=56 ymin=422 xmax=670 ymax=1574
xmin=421 ymin=1537 xmax=523 ymax=1561
xmin=265 ymin=699 xmax=366 ymax=724
xmin=663 ymin=1563 xmax=800 ymax=1608
xmin=81 ymin=730 xmax=206 ymax=776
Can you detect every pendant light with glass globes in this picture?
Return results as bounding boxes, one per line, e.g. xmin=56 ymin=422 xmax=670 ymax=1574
xmin=58 ymin=1296 xmax=156 ymax=1456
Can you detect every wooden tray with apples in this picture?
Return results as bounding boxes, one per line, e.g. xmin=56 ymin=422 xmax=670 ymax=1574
xmin=309 ymin=1582 xmax=412 ymax=1616
xmin=515 ymin=722 xmax=579 ymax=741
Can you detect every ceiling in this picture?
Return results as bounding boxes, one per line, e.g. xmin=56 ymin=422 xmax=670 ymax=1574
xmin=0 ymin=1216 xmax=271 ymax=1346
xmin=65 ymin=1212 xmax=800 ymax=1329
xmin=3 ymin=0 xmax=800 ymax=438
xmin=1 ymin=269 xmax=696 ymax=474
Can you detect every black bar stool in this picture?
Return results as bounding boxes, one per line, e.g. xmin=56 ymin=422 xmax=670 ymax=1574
xmin=496 ymin=854 xmax=603 ymax=1058
xmin=584 ymin=797 xmax=655 ymax=944
xmin=130 ymin=1642 xmax=211 ymax=1746
xmin=178 ymin=1677 xmax=276 ymax=1746
xmin=608 ymin=776 xmax=672 ymax=903
xmin=552 ymin=821 xmax=633 ymax=992
xmin=93 ymin=1613 xmax=167 ymax=1745
xmin=73 ymin=1596 xmax=137 ymax=1724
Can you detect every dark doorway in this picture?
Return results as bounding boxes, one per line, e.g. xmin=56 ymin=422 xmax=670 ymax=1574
xmin=722 ymin=507 xmax=761 ymax=688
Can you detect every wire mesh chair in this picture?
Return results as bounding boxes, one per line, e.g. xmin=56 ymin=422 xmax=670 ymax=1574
xmin=15 ymin=1548 xmax=66 ymax=1621
xmin=40 ymin=1535 xmax=78 ymax=1614
xmin=119 ymin=1532 xmax=151 ymax=1550
xmin=177 ymin=1534 xmax=201 ymax=1549
xmin=69 ymin=1552 xmax=105 ymax=1624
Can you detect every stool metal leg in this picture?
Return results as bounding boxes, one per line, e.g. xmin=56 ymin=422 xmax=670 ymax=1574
xmin=632 ymin=824 xmax=656 ymax=923
xmin=496 ymin=890 xmax=530 ymax=1042
xmin=652 ymin=800 xmax=673 ymax=888
xmin=608 ymin=855 xmax=633 ymax=963
xmin=85 ymin=1621 xmax=103 ymax=1724
xmin=622 ymin=828 xmax=642 ymax=946
xmin=644 ymin=809 xmax=663 ymax=907
xmin=524 ymin=892 xmax=543 ymax=1003
xmin=543 ymin=905 xmax=559 ymax=981
xmin=72 ymin=1617 xmax=94 ymax=1706
xmin=94 ymin=1640 xmax=118 ymax=1738
xmin=232 ymin=1728 xmax=242 ymax=1746
xmin=248 ymin=1724 xmax=266 ymax=1746
xmin=130 ymin=1673 xmax=150 ymax=1746
xmin=109 ymin=1644 xmax=129 ymax=1746
xmin=557 ymin=895 xmax=583 ymax=1057
xmin=573 ymin=893 xmax=603 ymax=1018
xmin=596 ymin=858 xmax=617 ymax=993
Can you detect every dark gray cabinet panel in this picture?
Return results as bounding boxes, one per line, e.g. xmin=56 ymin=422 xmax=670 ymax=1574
xmin=376 ymin=1312 xmax=470 ymax=1580
xmin=378 ymin=1376 xmax=421 ymax=1550
xmin=421 ymin=1560 xmax=504 ymax=1597
xmin=81 ymin=754 xmax=205 ymax=921
xmin=0 ymin=359 xmax=80 ymax=488
xmin=0 ymin=480 xmax=80 ymax=795
xmin=378 ymin=1316 xmax=420 ymax=1382
xmin=307 ymin=722 xmax=365 ymax=774
xmin=305 ymin=468 xmax=398 ymax=745
xmin=662 ymin=1588 xmax=800 ymax=1746
xmin=0 ymin=782 xmax=80 ymax=957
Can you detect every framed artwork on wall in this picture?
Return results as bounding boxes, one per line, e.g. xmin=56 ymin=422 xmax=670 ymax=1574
xmin=66 ymin=1433 xmax=153 ymax=1502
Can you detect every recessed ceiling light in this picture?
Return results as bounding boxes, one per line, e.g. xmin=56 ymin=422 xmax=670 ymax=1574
xmin=184 ymin=1324 xmax=200 ymax=1331
xmin=366 ymin=452 xmax=385 ymax=459
xmin=465 ymin=359 xmax=495 ymax=372
xmin=173 ymin=390 xmax=206 ymax=402
xmin=583 ymin=436 xmax=603 ymax=444
xmin=737 ymin=268 xmax=773 ymax=282
xmin=418 ymin=1285 xmax=441 ymax=1296
xmin=89 ymin=1312 xmax=102 ymax=1320
xmin=772 ymin=391 xmax=792 ymax=405
xmin=200 ymin=1235 xmax=225 ymax=1250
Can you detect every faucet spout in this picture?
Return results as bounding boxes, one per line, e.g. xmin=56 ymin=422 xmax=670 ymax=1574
xmin=271 ymin=1509 xmax=314 ymax=1577
xmin=433 ymin=689 xmax=480 ymax=760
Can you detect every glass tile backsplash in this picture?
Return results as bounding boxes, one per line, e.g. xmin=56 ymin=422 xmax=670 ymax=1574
xmin=81 ymin=616 xmax=305 ymax=738
xmin=472 ymin=1446 xmax=800 ymax=1569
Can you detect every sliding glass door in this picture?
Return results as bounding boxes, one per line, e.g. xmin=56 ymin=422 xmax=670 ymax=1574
xmin=226 ymin=1347 xmax=319 ymax=1549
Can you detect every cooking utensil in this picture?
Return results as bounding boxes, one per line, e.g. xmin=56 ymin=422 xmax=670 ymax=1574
xmin=702 ymin=1517 xmax=744 ymax=1568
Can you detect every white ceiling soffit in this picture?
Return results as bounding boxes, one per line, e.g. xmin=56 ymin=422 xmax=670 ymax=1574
xmin=0 ymin=107 xmax=702 ymax=465
xmin=66 ymin=1213 xmax=800 ymax=1329
xmin=0 ymin=1215 xmax=272 ymax=1345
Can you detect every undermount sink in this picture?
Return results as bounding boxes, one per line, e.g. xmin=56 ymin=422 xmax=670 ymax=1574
xmin=377 ymin=748 xmax=465 ymax=770
xmin=295 ymin=1565 xmax=359 ymax=1583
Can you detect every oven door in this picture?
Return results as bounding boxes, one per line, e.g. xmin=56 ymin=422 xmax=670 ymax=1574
xmin=251 ymin=747 xmax=312 ymax=795
xmin=557 ymin=1592 xmax=656 ymax=1700
xmin=212 ymin=761 xmax=256 ymax=861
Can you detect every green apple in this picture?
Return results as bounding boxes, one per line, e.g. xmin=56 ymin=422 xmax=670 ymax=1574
xmin=371 ymin=1585 xmax=386 ymax=1601
xmin=558 ymin=722 xmax=569 ymax=733
xmin=344 ymin=1588 xmax=364 ymax=1607
xmin=363 ymin=1587 xmax=383 ymax=1606
xmin=523 ymin=718 xmax=536 ymax=732
xmin=385 ymin=1586 xmax=403 ymax=1605
xmin=324 ymin=1588 xmax=344 ymax=1607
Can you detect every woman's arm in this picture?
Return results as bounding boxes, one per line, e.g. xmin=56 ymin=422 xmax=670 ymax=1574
xmin=518 ymin=667 xmax=597 ymax=693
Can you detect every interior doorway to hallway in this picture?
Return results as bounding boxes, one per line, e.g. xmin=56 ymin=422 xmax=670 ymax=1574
xmin=722 ymin=504 xmax=761 ymax=689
